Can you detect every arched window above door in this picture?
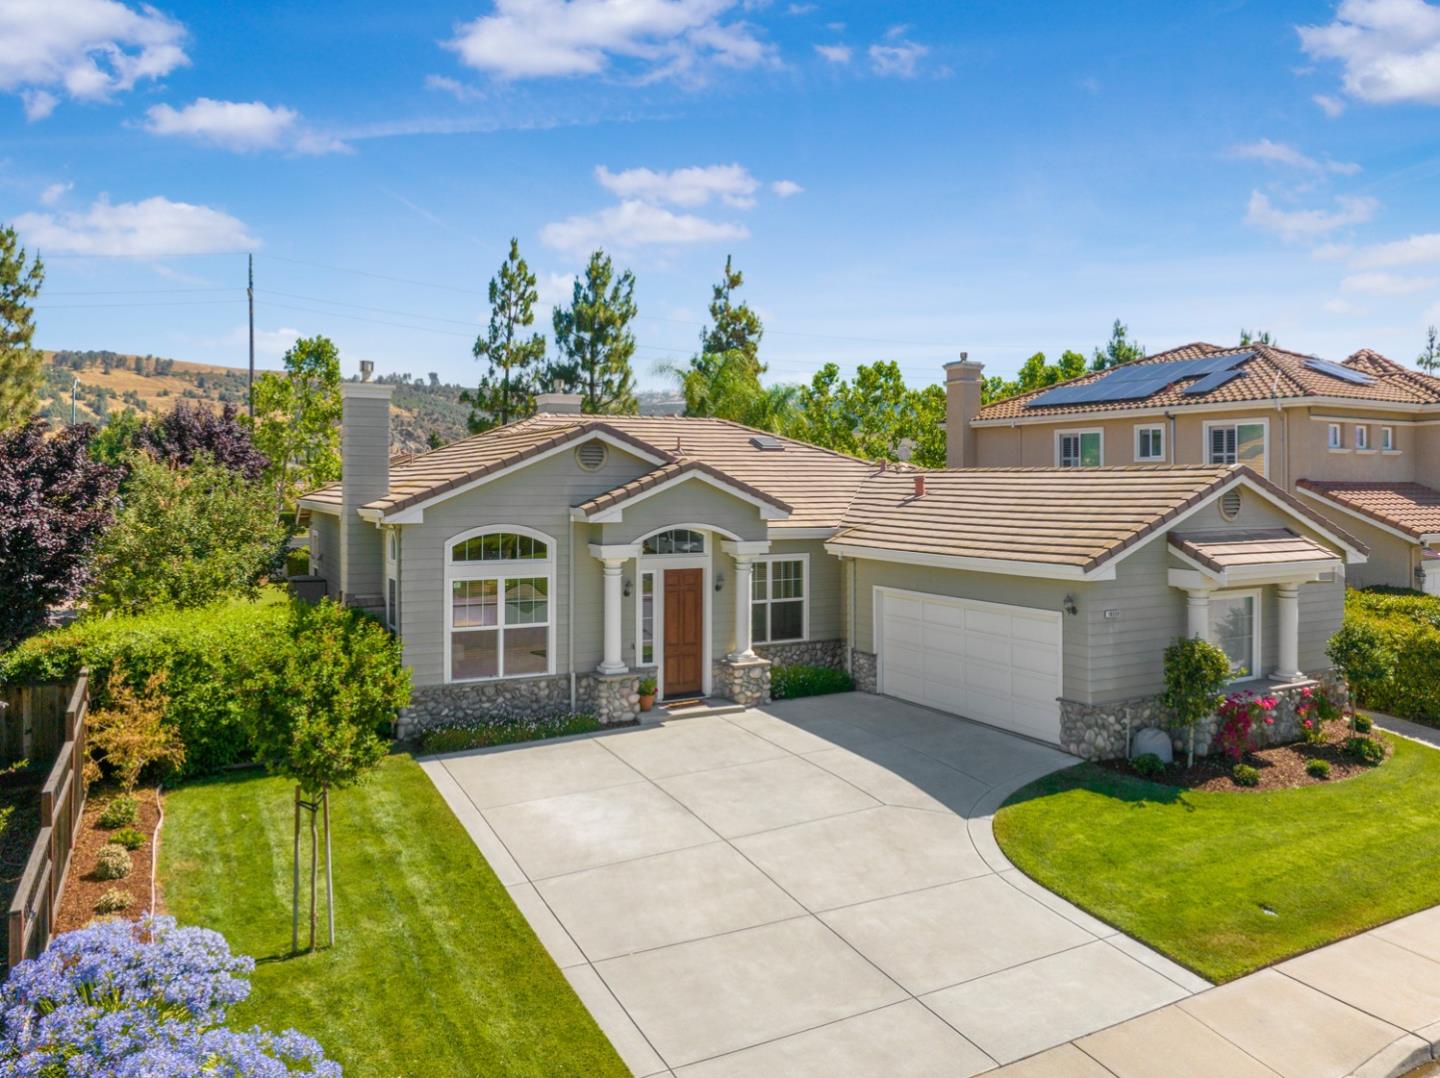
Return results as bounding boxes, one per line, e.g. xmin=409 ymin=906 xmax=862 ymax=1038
xmin=641 ymin=528 xmax=705 ymax=556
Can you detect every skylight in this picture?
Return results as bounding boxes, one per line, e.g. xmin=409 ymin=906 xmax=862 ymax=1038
xmin=749 ymin=435 xmax=784 ymax=450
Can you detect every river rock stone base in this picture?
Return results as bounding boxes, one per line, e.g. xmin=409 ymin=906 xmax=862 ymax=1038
xmin=849 ymin=649 xmax=878 ymax=694
xmin=714 ymin=657 xmax=771 ymax=708
xmin=755 ymin=639 xmax=846 ymax=670
xmin=593 ymin=672 xmax=641 ymax=726
xmin=395 ymin=670 xmax=645 ymax=738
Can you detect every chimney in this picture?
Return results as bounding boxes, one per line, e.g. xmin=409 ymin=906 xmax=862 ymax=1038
xmin=913 ymin=474 xmax=926 ymax=498
xmin=944 ymin=353 xmax=985 ymax=469
xmin=339 ymin=377 xmax=395 ymax=609
xmin=535 ymin=391 xmax=583 ymax=414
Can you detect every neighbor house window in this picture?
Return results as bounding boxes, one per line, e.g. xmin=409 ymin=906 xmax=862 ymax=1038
xmin=447 ymin=528 xmax=554 ymax=681
xmin=1135 ymin=425 xmax=1165 ymax=462
xmin=1328 ymin=424 xmax=1342 ymax=449
xmin=1206 ymin=421 xmax=1266 ymax=475
xmin=1057 ymin=430 xmax=1102 ymax=468
xmin=642 ymin=529 xmax=705 ymax=555
xmin=752 ymin=556 xmax=807 ymax=643
xmin=1382 ymin=426 xmax=1395 ymax=451
xmin=1208 ymin=591 xmax=1260 ymax=682
xmin=636 ymin=571 xmax=656 ymax=666
xmin=1355 ymin=425 xmax=1370 ymax=450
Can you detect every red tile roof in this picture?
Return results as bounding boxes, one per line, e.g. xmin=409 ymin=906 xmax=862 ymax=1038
xmin=1296 ymin=481 xmax=1440 ymax=542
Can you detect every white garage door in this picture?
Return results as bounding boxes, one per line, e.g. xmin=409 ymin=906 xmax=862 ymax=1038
xmin=877 ymin=588 xmax=1062 ymax=744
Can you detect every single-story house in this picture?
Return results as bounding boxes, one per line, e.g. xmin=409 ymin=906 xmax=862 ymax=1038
xmin=299 ymin=375 xmax=1368 ymax=758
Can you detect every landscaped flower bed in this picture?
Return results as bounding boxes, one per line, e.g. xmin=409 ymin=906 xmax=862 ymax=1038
xmin=54 ymin=785 xmax=163 ymax=933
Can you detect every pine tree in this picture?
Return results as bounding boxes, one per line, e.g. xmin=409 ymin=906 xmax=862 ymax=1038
xmin=549 ymin=249 xmax=638 ymax=414
xmin=0 ymin=225 xmax=45 ymax=431
xmin=1240 ymin=329 xmax=1276 ymax=347
xmin=463 ymin=238 xmax=546 ymax=430
xmin=1090 ymin=319 xmax=1145 ymax=371
xmin=669 ymin=255 xmax=767 ymax=417
xmin=1419 ymin=326 xmax=1440 ymax=374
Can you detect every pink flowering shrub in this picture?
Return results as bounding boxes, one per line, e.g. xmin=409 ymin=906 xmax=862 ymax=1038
xmin=1215 ymin=690 xmax=1279 ymax=760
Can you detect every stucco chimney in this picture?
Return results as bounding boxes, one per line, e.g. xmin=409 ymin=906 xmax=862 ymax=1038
xmin=535 ymin=391 xmax=583 ymax=414
xmin=339 ymin=378 xmax=394 ymax=609
xmin=944 ymin=354 xmax=985 ymax=469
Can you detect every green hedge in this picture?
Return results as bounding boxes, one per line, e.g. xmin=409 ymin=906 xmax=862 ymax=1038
xmin=0 ymin=589 xmax=407 ymax=778
xmin=771 ymin=664 xmax=854 ymax=700
xmin=1330 ymin=589 xmax=1440 ymax=723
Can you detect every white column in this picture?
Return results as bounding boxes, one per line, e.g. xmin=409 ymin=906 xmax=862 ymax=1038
xmin=1186 ymin=589 xmax=1210 ymax=641
xmin=729 ymin=556 xmax=755 ymax=661
xmin=1275 ymin=583 xmax=1302 ymax=681
xmin=598 ymin=559 xmax=627 ymax=675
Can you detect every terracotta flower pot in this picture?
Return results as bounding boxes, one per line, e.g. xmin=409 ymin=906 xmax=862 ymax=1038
xmin=639 ymin=694 xmax=655 ymax=712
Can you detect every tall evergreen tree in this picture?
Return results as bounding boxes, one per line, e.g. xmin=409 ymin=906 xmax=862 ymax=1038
xmin=1419 ymin=326 xmax=1439 ymax=374
xmin=670 ymin=255 xmax=767 ymax=417
xmin=549 ymin=249 xmax=638 ymax=414
xmin=0 ymin=225 xmax=45 ymax=431
xmin=1090 ymin=319 xmax=1146 ymax=370
xmin=463 ymin=238 xmax=546 ymax=430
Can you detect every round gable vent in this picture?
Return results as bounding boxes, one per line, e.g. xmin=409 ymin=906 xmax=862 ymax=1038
xmin=1219 ymin=488 xmax=1242 ymax=521
xmin=576 ymin=441 xmax=608 ymax=472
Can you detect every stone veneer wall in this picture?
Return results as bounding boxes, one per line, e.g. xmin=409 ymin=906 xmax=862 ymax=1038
xmin=1059 ymin=676 xmax=1351 ymax=761
xmin=754 ymin=639 xmax=846 ymax=670
xmin=713 ymin=657 xmax=772 ymax=708
xmin=396 ymin=671 xmax=641 ymax=738
xmin=849 ymin=649 xmax=878 ymax=694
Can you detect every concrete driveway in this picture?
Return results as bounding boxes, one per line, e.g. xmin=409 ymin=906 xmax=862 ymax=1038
xmin=421 ymin=694 xmax=1207 ymax=1076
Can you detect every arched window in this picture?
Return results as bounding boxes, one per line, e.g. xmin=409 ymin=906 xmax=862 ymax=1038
xmin=641 ymin=528 xmax=705 ymax=555
xmin=446 ymin=527 xmax=554 ymax=682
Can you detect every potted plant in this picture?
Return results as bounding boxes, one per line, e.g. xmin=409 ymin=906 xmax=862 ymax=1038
xmin=637 ymin=676 xmax=657 ymax=712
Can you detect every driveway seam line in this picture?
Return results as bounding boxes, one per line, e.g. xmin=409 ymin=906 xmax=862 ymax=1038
xmin=1274 ymin=966 xmax=1418 ymax=1036
xmin=1095 ymin=935 xmax=1208 ymax=995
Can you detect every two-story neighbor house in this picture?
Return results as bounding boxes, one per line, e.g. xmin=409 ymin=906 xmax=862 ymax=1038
xmin=300 ymin=371 xmax=1367 ymax=761
xmin=946 ymin=343 xmax=1440 ymax=594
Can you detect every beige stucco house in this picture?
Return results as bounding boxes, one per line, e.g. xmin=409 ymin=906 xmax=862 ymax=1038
xmin=298 ymin=372 xmax=1367 ymax=760
xmin=947 ymin=342 xmax=1440 ymax=594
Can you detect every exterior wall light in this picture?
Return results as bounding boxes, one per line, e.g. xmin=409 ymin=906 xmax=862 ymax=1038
xmin=714 ymin=572 xmax=725 ymax=592
xmin=1063 ymin=595 xmax=1078 ymax=616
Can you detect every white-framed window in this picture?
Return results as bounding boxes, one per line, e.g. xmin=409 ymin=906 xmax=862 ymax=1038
xmin=752 ymin=554 xmax=807 ymax=643
xmin=642 ymin=528 xmax=705 ymax=555
xmin=636 ymin=570 xmax=657 ymax=667
xmin=384 ymin=529 xmax=400 ymax=632
xmin=1135 ymin=425 xmax=1165 ymax=462
xmin=445 ymin=526 xmax=554 ymax=682
xmin=1208 ymin=590 xmax=1261 ymax=682
xmin=1382 ymin=426 xmax=1395 ymax=451
xmin=1056 ymin=429 xmax=1102 ymax=468
xmin=1328 ymin=423 xmax=1343 ymax=450
xmin=1355 ymin=425 xmax=1370 ymax=450
xmin=1205 ymin=420 xmax=1267 ymax=476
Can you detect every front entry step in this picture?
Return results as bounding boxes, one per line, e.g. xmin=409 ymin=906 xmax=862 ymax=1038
xmin=657 ymin=697 xmax=747 ymax=720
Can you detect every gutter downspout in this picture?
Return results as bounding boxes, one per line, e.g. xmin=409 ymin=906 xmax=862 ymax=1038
xmin=1165 ymin=411 xmax=1176 ymax=463
xmin=568 ymin=522 xmax=576 ymax=712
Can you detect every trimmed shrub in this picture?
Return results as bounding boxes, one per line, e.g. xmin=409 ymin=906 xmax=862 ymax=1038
xmin=1231 ymin=763 xmax=1260 ymax=787
xmin=1330 ymin=590 xmax=1440 ymax=723
xmin=98 ymin=794 xmax=138 ymax=830
xmin=94 ymin=844 xmax=132 ymax=880
xmin=93 ymin=888 xmax=132 ymax=914
xmin=109 ymin=827 xmax=146 ymax=850
xmin=770 ymin=664 xmax=855 ymax=700
xmin=1345 ymin=735 xmax=1386 ymax=766
xmin=419 ymin=714 xmax=602 ymax=754
xmin=1306 ymin=759 xmax=1332 ymax=780
xmin=1131 ymin=753 xmax=1165 ymax=778
xmin=1353 ymin=713 xmax=1373 ymax=734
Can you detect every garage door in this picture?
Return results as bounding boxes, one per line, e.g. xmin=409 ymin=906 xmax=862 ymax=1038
xmin=877 ymin=588 xmax=1062 ymax=744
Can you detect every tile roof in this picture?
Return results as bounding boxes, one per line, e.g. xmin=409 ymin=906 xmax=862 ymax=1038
xmin=572 ymin=458 xmax=792 ymax=518
xmin=974 ymin=343 xmax=1440 ymax=422
xmin=1169 ymin=529 xmax=1339 ymax=574
xmin=1296 ymin=481 xmax=1440 ymax=542
xmin=828 ymin=464 xmax=1363 ymax=573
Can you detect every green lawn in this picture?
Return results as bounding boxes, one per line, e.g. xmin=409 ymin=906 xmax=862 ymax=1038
xmin=159 ymin=754 xmax=627 ymax=1078
xmin=994 ymin=732 xmax=1440 ymax=983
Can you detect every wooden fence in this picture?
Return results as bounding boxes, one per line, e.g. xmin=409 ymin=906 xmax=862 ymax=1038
xmin=0 ymin=682 xmax=70 ymax=768
xmin=6 ymin=671 xmax=90 ymax=968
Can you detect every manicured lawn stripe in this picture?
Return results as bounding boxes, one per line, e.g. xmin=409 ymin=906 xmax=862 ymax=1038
xmin=994 ymin=733 xmax=1440 ymax=983
xmin=159 ymin=754 xmax=627 ymax=1078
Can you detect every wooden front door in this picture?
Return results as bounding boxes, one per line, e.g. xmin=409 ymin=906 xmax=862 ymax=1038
xmin=663 ymin=569 xmax=704 ymax=697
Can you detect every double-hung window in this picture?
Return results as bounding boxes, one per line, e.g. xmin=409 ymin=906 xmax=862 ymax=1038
xmin=1382 ymin=426 xmax=1395 ymax=451
xmin=448 ymin=529 xmax=553 ymax=681
xmin=1057 ymin=430 xmax=1102 ymax=468
xmin=1135 ymin=425 xmax=1165 ymax=462
xmin=1328 ymin=423 xmax=1342 ymax=449
xmin=1206 ymin=421 xmax=1266 ymax=475
xmin=1355 ymin=425 xmax=1370 ymax=450
xmin=752 ymin=556 xmax=806 ymax=643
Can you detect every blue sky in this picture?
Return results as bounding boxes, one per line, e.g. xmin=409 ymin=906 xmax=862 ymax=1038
xmin=3 ymin=0 xmax=1440 ymax=391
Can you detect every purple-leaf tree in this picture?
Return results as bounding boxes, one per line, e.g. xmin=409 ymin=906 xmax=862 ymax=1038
xmin=0 ymin=418 xmax=121 ymax=649
xmin=137 ymin=401 xmax=270 ymax=480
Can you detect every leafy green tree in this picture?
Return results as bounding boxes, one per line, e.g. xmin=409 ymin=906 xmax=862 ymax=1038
xmin=1090 ymin=319 xmax=1146 ymax=371
xmin=1419 ymin=326 xmax=1439 ymax=374
xmin=247 ymin=336 xmax=343 ymax=506
xmin=87 ymin=452 xmax=289 ymax=615
xmin=980 ymin=350 xmax=1087 ymax=405
xmin=463 ymin=238 xmax=546 ymax=430
xmin=549 ymin=249 xmax=638 ymax=414
xmin=0 ymin=225 xmax=45 ymax=431
xmin=795 ymin=361 xmax=947 ymax=467
xmin=1161 ymin=636 xmax=1233 ymax=767
xmin=1240 ymin=329 xmax=1277 ymax=347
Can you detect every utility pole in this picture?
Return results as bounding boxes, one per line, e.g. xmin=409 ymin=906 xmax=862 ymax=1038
xmin=71 ymin=377 xmax=79 ymax=426
xmin=247 ymin=253 xmax=255 ymax=419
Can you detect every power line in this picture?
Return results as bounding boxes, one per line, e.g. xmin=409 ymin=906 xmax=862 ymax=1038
xmin=42 ymin=287 xmax=236 ymax=296
xmin=35 ymin=299 xmax=246 ymax=310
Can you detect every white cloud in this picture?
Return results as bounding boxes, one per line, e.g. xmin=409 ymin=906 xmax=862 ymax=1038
xmin=1341 ymin=271 xmax=1437 ymax=294
xmin=1323 ymin=297 xmax=1369 ymax=315
xmin=596 ymin=163 xmax=760 ymax=207
xmin=1244 ymin=190 xmax=1378 ymax=242
xmin=1227 ymin=138 xmax=1360 ymax=175
xmin=540 ymin=199 xmax=747 ymax=255
xmin=1314 ymin=92 xmax=1346 ymax=117
xmin=424 ymin=73 xmax=486 ymax=101
xmin=786 ymin=3 xmax=816 ymax=13
xmin=869 ymin=38 xmax=928 ymax=78
xmin=771 ymin=179 xmax=803 ymax=197
xmin=536 ymin=271 xmax=577 ymax=309
xmin=1298 ymin=0 xmax=1440 ymax=106
xmin=1351 ymin=232 xmax=1440 ymax=268
xmin=0 ymin=0 xmax=187 ymax=118
xmin=39 ymin=181 xmax=72 ymax=206
xmin=814 ymin=43 xmax=852 ymax=63
xmin=14 ymin=195 xmax=258 ymax=257
xmin=144 ymin=98 xmax=348 ymax=154
xmin=443 ymin=0 xmax=776 ymax=82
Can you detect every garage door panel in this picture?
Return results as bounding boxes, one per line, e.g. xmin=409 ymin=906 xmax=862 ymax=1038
xmin=878 ymin=589 xmax=1062 ymax=745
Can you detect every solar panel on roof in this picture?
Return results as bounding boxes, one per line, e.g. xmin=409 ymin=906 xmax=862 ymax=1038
xmin=1183 ymin=368 xmax=1245 ymax=396
xmin=1304 ymin=357 xmax=1376 ymax=386
xmin=1024 ymin=351 xmax=1255 ymax=409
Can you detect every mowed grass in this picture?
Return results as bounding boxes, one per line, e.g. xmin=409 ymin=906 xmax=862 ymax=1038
xmin=994 ymin=733 xmax=1440 ymax=983
xmin=159 ymin=754 xmax=627 ymax=1078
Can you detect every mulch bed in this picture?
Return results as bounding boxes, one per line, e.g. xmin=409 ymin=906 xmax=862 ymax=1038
xmin=54 ymin=787 xmax=163 ymax=934
xmin=1102 ymin=720 xmax=1391 ymax=792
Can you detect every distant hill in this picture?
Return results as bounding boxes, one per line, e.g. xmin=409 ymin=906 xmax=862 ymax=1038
xmin=40 ymin=350 xmax=685 ymax=453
